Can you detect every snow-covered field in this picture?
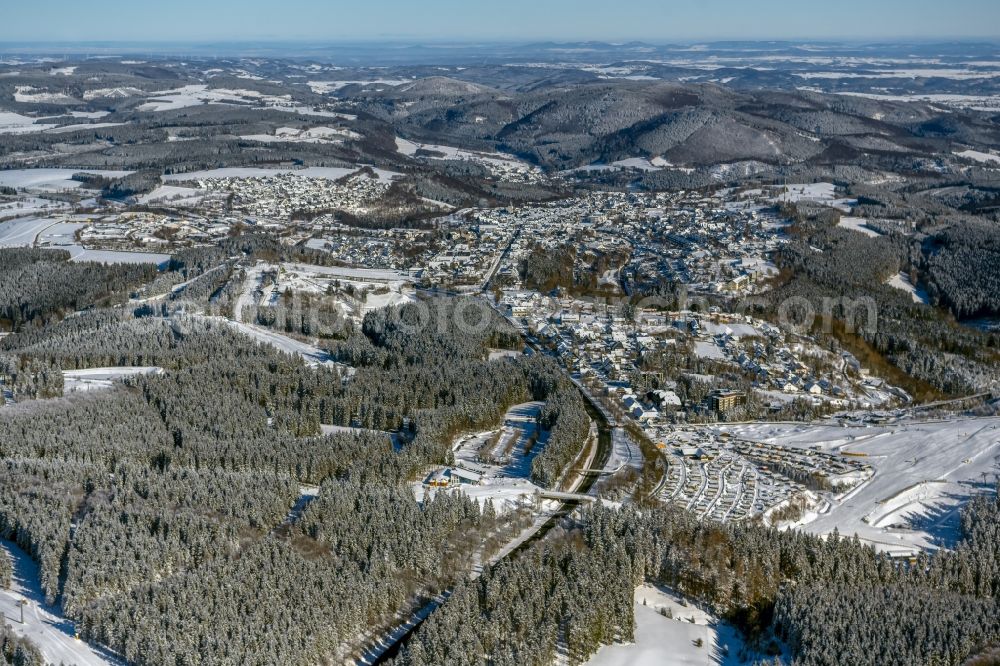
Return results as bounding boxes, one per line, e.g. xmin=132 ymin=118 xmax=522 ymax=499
xmin=0 ymin=169 xmax=131 ymax=192
xmin=319 ymin=424 xmax=402 ymax=450
xmin=308 ymin=79 xmax=410 ymax=94
xmin=0 ymin=217 xmax=60 ymax=246
xmin=0 ymin=111 xmax=57 ymax=134
xmin=136 ymin=184 xmax=206 ymax=206
xmin=134 ymin=84 xmax=357 ymax=121
xmin=44 ymin=122 xmax=124 ymax=134
xmin=0 ymin=539 xmax=118 ymax=665
xmin=612 ymin=156 xmax=671 ymax=171
xmin=824 ymin=91 xmax=1000 ymax=112
xmin=163 ymin=165 xmax=400 ymax=183
xmin=136 ymin=84 xmax=277 ymax=112
xmin=0 ymin=197 xmax=70 ymax=220
xmin=717 ymin=417 xmax=1000 ymax=554
xmin=82 ymin=86 xmax=145 ymax=100
xmin=772 ymin=182 xmax=857 ymax=212
xmin=584 ymin=584 xmax=745 ymax=666
xmin=241 ymin=125 xmax=361 ymax=143
xmin=63 ymin=367 xmax=163 ymax=394
xmin=885 ymin=272 xmax=930 ymax=304
xmin=13 ymin=86 xmax=77 ymax=104
xmin=797 ymin=68 xmax=1000 ymax=80
xmin=570 ymin=156 xmax=684 ymax=173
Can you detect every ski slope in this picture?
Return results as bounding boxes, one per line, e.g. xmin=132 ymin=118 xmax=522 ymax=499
xmin=0 ymin=539 xmax=118 ymax=665
xmin=720 ymin=417 xmax=1000 ymax=554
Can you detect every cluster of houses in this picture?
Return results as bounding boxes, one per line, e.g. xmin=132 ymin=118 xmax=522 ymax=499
xmin=654 ymin=427 xmax=803 ymax=522
xmin=302 ymin=225 xmax=433 ymax=271
xmin=650 ymin=423 xmax=872 ymax=523
xmin=480 ymin=189 xmax=785 ymax=298
xmin=497 ymin=286 xmax=911 ymax=466
xmin=197 ymin=171 xmax=393 ymax=221
xmin=424 ymin=217 xmax=516 ymax=289
xmin=78 ymin=212 xmax=234 ymax=249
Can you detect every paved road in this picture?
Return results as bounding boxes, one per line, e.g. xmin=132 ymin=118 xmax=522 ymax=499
xmin=1 ymin=539 xmax=119 ymax=665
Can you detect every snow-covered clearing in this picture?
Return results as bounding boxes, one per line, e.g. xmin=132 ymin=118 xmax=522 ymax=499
xmin=262 ymin=262 xmax=415 ymax=318
xmin=584 ymin=584 xmax=745 ymax=666
xmin=885 ymin=272 xmax=929 ymax=304
xmin=273 ymin=106 xmax=357 ymax=120
xmin=701 ymin=321 xmax=760 ymax=338
xmin=320 ymin=424 xmax=402 ymax=450
xmin=718 ymin=417 xmax=1000 ymax=554
xmin=0 ymin=197 xmax=70 ymax=220
xmin=214 ymin=316 xmax=338 ymax=368
xmin=570 ymin=156 xmax=682 ymax=173
xmin=955 ymin=149 xmax=1000 ymax=165
xmin=394 ymin=137 xmax=535 ymax=173
xmin=63 ymin=367 xmax=163 ymax=394
xmin=282 ymin=262 xmax=413 ymax=284
xmin=612 ymin=157 xmax=669 ymax=171
xmin=82 ymin=86 xmax=145 ymax=100
xmin=0 ymin=111 xmax=57 ymax=135
xmin=69 ymin=248 xmax=171 ymax=267
xmin=837 ymin=216 xmax=882 ymax=238
xmin=68 ymin=111 xmax=111 ymax=120
xmin=0 ymin=539 xmax=119 ymax=665
xmin=13 ymin=86 xmax=77 ymax=104
xmin=773 ymin=182 xmax=857 ymax=213
xmin=308 ymin=79 xmax=410 ymax=94
xmin=241 ymin=125 xmax=361 ymax=143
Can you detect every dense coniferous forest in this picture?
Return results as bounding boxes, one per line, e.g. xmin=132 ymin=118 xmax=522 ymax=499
xmin=531 ymin=388 xmax=591 ymax=487
xmin=0 ymin=279 xmax=599 ymax=663
xmin=0 ymin=548 xmax=10 ymax=589
xmin=755 ymin=205 xmax=1000 ymax=397
xmin=396 ymin=487 xmax=1000 ymax=666
xmin=0 ymin=249 xmax=156 ymax=330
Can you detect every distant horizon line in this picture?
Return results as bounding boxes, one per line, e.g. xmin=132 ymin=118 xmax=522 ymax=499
xmin=1 ymin=37 xmax=999 ymax=47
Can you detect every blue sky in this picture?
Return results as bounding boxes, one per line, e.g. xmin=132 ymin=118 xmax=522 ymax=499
xmin=1 ymin=0 xmax=998 ymax=42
